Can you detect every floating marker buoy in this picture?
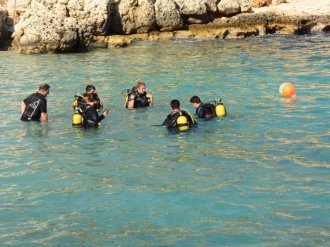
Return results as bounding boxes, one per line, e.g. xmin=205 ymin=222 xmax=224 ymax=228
xmin=279 ymin=82 xmax=296 ymax=98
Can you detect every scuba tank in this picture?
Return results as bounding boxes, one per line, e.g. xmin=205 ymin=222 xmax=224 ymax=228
xmin=176 ymin=115 xmax=189 ymax=131
xmin=72 ymin=110 xmax=83 ymax=126
xmin=215 ymin=98 xmax=227 ymax=117
xmin=121 ymin=88 xmax=135 ymax=108
xmin=72 ymin=93 xmax=84 ymax=109
xmin=72 ymin=94 xmax=84 ymax=126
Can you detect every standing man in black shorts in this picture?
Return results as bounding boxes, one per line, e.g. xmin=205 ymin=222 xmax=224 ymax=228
xmin=21 ymin=83 xmax=50 ymax=122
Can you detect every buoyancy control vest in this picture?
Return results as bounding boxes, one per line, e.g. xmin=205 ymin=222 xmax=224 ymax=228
xmin=164 ymin=109 xmax=196 ymax=131
xmin=72 ymin=95 xmax=103 ymax=128
xmin=124 ymin=87 xmax=151 ymax=108
xmin=196 ymin=103 xmax=216 ymax=119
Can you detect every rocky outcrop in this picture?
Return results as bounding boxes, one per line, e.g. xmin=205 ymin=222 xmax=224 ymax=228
xmin=11 ymin=0 xmax=109 ymax=53
xmin=8 ymin=0 xmax=330 ymax=53
xmin=108 ymin=0 xmax=156 ymax=34
xmin=102 ymin=13 xmax=330 ymax=47
xmin=0 ymin=7 xmax=13 ymax=49
xmin=154 ymin=0 xmax=183 ymax=31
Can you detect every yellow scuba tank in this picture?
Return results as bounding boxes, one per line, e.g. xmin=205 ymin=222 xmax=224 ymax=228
xmin=176 ymin=115 xmax=189 ymax=131
xmin=72 ymin=111 xmax=83 ymax=126
xmin=73 ymin=99 xmax=79 ymax=109
xmin=214 ymin=98 xmax=227 ymax=117
xmin=73 ymin=93 xmax=84 ymax=109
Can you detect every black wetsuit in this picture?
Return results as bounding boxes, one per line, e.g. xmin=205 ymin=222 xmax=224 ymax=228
xmin=83 ymin=92 xmax=102 ymax=110
xmin=195 ymin=103 xmax=216 ymax=119
xmin=163 ymin=110 xmax=196 ymax=131
xmin=21 ymin=92 xmax=47 ymax=121
xmin=80 ymin=103 xmax=105 ymax=128
xmin=132 ymin=92 xmax=150 ymax=108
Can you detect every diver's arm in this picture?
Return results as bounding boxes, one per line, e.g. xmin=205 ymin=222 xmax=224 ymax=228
xmin=162 ymin=116 xmax=170 ymax=127
xmin=40 ymin=112 xmax=48 ymax=122
xmin=98 ymin=109 xmax=109 ymax=122
xmin=21 ymin=101 xmax=26 ymax=114
xmin=147 ymin=92 xmax=153 ymax=106
xmin=127 ymin=95 xmax=135 ymax=109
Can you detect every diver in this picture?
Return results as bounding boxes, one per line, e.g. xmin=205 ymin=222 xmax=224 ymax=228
xmin=125 ymin=80 xmax=153 ymax=109
xmin=83 ymin=85 xmax=103 ymax=110
xmin=189 ymin=95 xmax=216 ymax=119
xmin=74 ymin=101 xmax=109 ymax=128
xmin=162 ymin=99 xmax=196 ymax=132
xmin=72 ymin=85 xmax=108 ymax=127
xmin=21 ymin=83 xmax=50 ymax=122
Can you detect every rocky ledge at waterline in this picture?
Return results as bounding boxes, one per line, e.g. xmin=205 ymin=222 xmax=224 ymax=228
xmin=1 ymin=0 xmax=330 ymax=53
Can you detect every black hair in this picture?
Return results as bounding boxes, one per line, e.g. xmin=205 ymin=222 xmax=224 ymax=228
xmin=190 ymin=95 xmax=201 ymax=104
xmin=86 ymin=85 xmax=96 ymax=92
xmin=39 ymin=83 xmax=50 ymax=91
xmin=170 ymin=99 xmax=180 ymax=109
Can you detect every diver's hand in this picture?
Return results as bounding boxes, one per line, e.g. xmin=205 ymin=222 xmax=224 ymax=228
xmin=102 ymin=109 xmax=110 ymax=117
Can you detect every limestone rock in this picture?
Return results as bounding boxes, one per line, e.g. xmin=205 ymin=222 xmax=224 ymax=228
xmin=109 ymin=0 xmax=156 ymax=35
xmin=155 ymin=0 xmax=183 ymax=31
xmin=7 ymin=0 xmax=330 ymax=52
xmin=174 ymin=0 xmax=214 ymax=24
xmin=251 ymin=0 xmax=285 ymax=7
xmin=252 ymin=0 xmax=272 ymax=8
xmin=0 ymin=8 xmax=13 ymax=49
xmin=218 ymin=0 xmax=252 ymax=17
xmin=272 ymin=0 xmax=286 ymax=6
xmin=12 ymin=0 xmax=109 ymax=53
xmin=218 ymin=0 xmax=241 ymax=16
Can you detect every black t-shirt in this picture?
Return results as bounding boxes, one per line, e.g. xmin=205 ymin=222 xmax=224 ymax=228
xmin=21 ymin=92 xmax=47 ymax=121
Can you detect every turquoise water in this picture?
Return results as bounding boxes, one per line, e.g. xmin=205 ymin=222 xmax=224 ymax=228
xmin=0 ymin=35 xmax=329 ymax=246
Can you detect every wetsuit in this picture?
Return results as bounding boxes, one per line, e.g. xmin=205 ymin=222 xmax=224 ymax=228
xmin=83 ymin=92 xmax=103 ymax=110
xmin=195 ymin=103 xmax=216 ymax=119
xmin=163 ymin=110 xmax=196 ymax=131
xmin=80 ymin=103 xmax=105 ymax=128
xmin=131 ymin=92 xmax=151 ymax=108
xmin=21 ymin=92 xmax=47 ymax=121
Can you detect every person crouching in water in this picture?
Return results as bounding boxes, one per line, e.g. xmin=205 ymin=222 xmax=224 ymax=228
xmin=80 ymin=105 xmax=110 ymax=128
xmin=162 ymin=99 xmax=196 ymax=132
xmin=21 ymin=83 xmax=50 ymax=122
xmin=127 ymin=80 xmax=153 ymax=109
xmin=190 ymin=95 xmax=216 ymax=120
xmin=83 ymin=85 xmax=103 ymax=110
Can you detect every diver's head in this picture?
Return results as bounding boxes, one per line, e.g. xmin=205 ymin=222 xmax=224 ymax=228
xmin=86 ymin=85 xmax=96 ymax=95
xmin=39 ymin=83 xmax=50 ymax=97
xmin=170 ymin=99 xmax=180 ymax=110
xmin=190 ymin=95 xmax=201 ymax=108
xmin=136 ymin=80 xmax=146 ymax=95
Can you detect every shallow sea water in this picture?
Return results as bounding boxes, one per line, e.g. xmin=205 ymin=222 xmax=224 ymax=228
xmin=0 ymin=35 xmax=329 ymax=246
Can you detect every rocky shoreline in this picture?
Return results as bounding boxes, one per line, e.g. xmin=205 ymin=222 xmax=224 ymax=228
xmin=1 ymin=0 xmax=330 ymax=53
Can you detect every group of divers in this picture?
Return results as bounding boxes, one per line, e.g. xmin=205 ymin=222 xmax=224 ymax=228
xmin=21 ymin=80 xmax=227 ymax=132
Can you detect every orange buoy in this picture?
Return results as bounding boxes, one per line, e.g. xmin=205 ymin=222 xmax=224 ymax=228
xmin=279 ymin=82 xmax=296 ymax=98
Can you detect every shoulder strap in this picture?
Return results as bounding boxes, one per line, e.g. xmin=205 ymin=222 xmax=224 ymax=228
xmin=181 ymin=108 xmax=196 ymax=124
